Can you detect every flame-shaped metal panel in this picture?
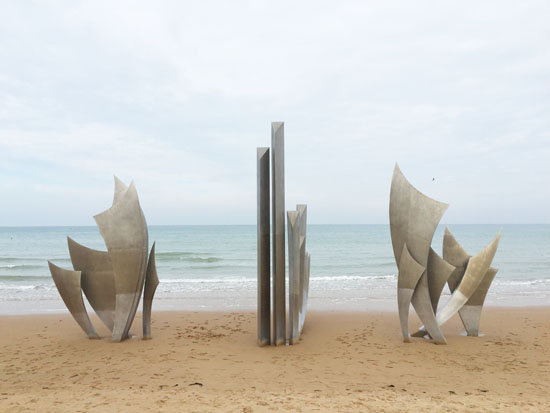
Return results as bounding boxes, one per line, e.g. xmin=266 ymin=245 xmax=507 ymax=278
xmin=390 ymin=164 xmax=449 ymax=343
xmin=94 ymin=182 xmax=148 ymax=342
xmin=48 ymin=261 xmax=99 ymax=339
xmin=68 ymin=237 xmax=116 ymax=332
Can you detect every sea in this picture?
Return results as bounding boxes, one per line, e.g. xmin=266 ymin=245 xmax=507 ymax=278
xmin=0 ymin=225 xmax=548 ymax=315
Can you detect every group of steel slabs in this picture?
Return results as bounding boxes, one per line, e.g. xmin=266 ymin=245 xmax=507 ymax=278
xmin=257 ymin=122 xmax=311 ymax=346
xmin=390 ymin=164 xmax=501 ymax=344
xmin=48 ymin=177 xmax=159 ymax=342
xmin=46 ymin=130 xmax=501 ymax=347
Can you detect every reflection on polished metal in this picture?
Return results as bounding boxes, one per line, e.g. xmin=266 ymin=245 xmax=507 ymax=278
xmin=442 ymin=227 xmax=499 ymax=336
xmin=48 ymin=261 xmax=99 ymax=339
xmin=256 ymin=147 xmax=271 ymax=346
xmin=143 ymin=242 xmax=159 ymax=340
xmin=257 ymin=122 xmax=310 ymax=346
xmin=390 ymin=164 xmax=448 ymax=344
xmin=49 ymin=177 xmax=158 ymax=342
xmin=271 ymin=122 xmax=286 ymax=346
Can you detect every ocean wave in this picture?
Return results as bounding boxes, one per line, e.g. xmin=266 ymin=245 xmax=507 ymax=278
xmin=493 ymin=278 xmax=550 ymax=286
xmin=0 ymin=275 xmax=52 ymax=282
xmin=157 ymin=274 xmax=397 ymax=283
xmin=155 ymin=252 xmax=223 ymax=263
xmin=160 ymin=278 xmax=254 ymax=284
xmin=0 ymin=264 xmax=44 ymax=270
xmin=311 ymin=274 xmax=397 ymax=281
xmin=0 ymin=257 xmax=71 ymax=263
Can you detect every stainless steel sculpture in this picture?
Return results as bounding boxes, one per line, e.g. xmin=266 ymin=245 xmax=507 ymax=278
xmin=94 ymin=181 xmax=149 ymax=342
xmin=287 ymin=205 xmax=309 ymax=344
xmin=48 ymin=261 xmax=99 ymax=339
xmin=256 ymin=122 xmax=311 ymax=346
xmin=442 ymin=227 xmax=499 ymax=336
xmin=257 ymin=147 xmax=271 ymax=346
xmin=287 ymin=205 xmax=310 ymax=344
xmin=48 ymin=177 xmax=159 ymax=342
xmin=143 ymin=242 xmax=159 ymax=340
xmin=68 ymin=237 xmax=116 ymax=332
xmin=271 ymin=122 xmax=286 ymax=346
xmin=390 ymin=164 xmax=448 ymax=344
xmin=390 ymin=164 xmax=501 ymax=343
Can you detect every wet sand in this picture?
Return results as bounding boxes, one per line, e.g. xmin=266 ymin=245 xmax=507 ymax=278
xmin=0 ymin=307 xmax=548 ymax=412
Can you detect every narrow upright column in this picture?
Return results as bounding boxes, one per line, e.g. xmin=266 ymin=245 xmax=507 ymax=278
xmin=271 ymin=122 xmax=286 ymax=346
xmin=296 ymin=204 xmax=307 ymax=331
xmin=257 ymin=147 xmax=271 ymax=346
xmin=287 ymin=210 xmax=300 ymax=344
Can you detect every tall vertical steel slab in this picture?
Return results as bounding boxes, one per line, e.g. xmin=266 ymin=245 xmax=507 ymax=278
xmin=287 ymin=210 xmax=301 ymax=344
xmin=271 ymin=122 xmax=286 ymax=346
xmin=300 ymin=251 xmax=311 ymax=333
xmin=257 ymin=147 xmax=271 ymax=346
xmin=296 ymin=204 xmax=307 ymax=331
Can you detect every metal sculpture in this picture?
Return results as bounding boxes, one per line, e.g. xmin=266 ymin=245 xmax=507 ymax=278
xmin=257 ymin=147 xmax=271 ymax=346
xmin=390 ymin=164 xmax=501 ymax=343
xmin=143 ymin=242 xmax=159 ymax=340
xmin=287 ymin=205 xmax=310 ymax=344
xmin=48 ymin=261 xmax=99 ymax=339
xmin=48 ymin=177 xmax=159 ymax=342
xmin=257 ymin=122 xmax=311 ymax=346
xmin=390 ymin=164 xmax=448 ymax=344
xmin=271 ymin=122 xmax=286 ymax=346
xmin=442 ymin=228 xmax=499 ymax=336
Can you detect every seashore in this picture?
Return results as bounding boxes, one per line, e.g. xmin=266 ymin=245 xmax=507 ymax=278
xmin=0 ymin=307 xmax=548 ymax=412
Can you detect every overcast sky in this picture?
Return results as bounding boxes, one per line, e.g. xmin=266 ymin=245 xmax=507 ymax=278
xmin=0 ymin=1 xmax=549 ymax=225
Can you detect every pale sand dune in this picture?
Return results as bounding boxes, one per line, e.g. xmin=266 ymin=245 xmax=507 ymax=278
xmin=0 ymin=308 xmax=548 ymax=412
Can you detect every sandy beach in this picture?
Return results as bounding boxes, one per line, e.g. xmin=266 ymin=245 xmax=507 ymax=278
xmin=0 ymin=307 xmax=548 ymax=412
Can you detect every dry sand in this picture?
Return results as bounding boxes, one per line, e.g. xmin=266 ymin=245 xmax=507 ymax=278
xmin=0 ymin=307 xmax=548 ymax=412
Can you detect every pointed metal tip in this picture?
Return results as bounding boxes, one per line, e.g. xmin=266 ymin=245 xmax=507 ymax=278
xmin=287 ymin=210 xmax=298 ymax=226
xmin=257 ymin=147 xmax=269 ymax=157
xmin=271 ymin=122 xmax=284 ymax=133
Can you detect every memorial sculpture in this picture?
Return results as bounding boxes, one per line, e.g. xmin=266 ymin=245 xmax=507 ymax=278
xmin=389 ymin=164 xmax=500 ymax=344
xmin=257 ymin=122 xmax=311 ymax=346
xmin=48 ymin=177 xmax=159 ymax=342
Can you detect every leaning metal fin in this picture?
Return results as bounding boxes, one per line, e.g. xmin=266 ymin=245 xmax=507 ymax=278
xmin=436 ymin=231 xmax=501 ymax=327
xmin=143 ymin=242 xmax=159 ymax=340
xmin=67 ymin=236 xmax=116 ymax=332
xmin=426 ymin=248 xmax=455 ymax=313
xmin=48 ymin=261 xmax=99 ymax=339
xmin=397 ymin=243 xmax=425 ymax=342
